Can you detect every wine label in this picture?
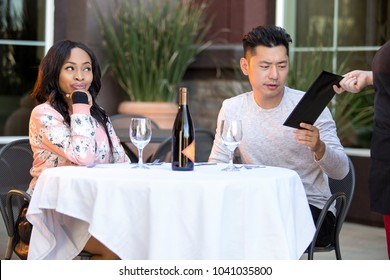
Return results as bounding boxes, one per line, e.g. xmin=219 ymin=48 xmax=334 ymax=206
xmin=181 ymin=140 xmax=195 ymax=163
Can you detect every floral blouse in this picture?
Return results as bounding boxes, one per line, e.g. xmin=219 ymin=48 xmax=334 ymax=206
xmin=28 ymin=102 xmax=130 ymax=194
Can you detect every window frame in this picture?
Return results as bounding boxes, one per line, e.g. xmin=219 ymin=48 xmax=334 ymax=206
xmin=276 ymin=0 xmax=381 ymax=72
xmin=0 ymin=0 xmax=54 ymax=54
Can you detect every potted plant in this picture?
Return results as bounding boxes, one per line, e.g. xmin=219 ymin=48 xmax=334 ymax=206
xmin=94 ymin=0 xmax=212 ymax=128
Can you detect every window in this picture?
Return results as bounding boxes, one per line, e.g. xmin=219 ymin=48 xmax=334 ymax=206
xmin=0 ymin=0 xmax=53 ymax=136
xmin=277 ymin=0 xmax=389 ymax=75
xmin=276 ymin=0 xmax=389 ymax=147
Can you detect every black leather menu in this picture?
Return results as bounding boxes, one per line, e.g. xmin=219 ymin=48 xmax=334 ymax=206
xmin=283 ymin=70 xmax=343 ymax=129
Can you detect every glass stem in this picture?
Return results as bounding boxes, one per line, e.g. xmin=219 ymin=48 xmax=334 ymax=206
xmin=228 ymin=150 xmax=234 ymax=167
xmin=138 ymin=148 xmax=144 ymax=165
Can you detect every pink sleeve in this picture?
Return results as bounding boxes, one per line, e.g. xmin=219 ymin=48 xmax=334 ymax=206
xmin=72 ymin=103 xmax=91 ymax=115
xmin=30 ymin=104 xmax=97 ymax=165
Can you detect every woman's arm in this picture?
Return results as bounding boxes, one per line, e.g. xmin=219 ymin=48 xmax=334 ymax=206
xmin=30 ymin=103 xmax=97 ymax=166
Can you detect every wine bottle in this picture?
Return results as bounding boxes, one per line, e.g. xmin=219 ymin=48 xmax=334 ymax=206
xmin=172 ymin=87 xmax=195 ymax=171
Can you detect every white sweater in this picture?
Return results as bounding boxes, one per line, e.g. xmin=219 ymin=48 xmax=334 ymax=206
xmin=209 ymin=87 xmax=349 ymax=214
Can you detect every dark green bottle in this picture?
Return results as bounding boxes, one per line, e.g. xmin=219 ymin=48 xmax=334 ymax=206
xmin=171 ymin=87 xmax=195 ymax=171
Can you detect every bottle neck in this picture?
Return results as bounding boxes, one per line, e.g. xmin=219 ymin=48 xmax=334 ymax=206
xmin=179 ymin=90 xmax=188 ymax=106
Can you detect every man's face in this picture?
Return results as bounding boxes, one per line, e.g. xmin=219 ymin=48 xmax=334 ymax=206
xmin=240 ymin=45 xmax=289 ymax=107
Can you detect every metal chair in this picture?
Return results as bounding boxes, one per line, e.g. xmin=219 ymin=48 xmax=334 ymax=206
xmin=110 ymin=114 xmax=160 ymax=162
xmin=0 ymin=139 xmax=91 ymax=260
xmin=149 ymin=128 xmax=215 ymax=163
xmin=0 ymin=139 xmax=34 ymax=259
xmin=305 ymin=156 xmax=356 ymax=260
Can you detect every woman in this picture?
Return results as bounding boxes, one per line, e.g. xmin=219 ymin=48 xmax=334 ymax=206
xmin=29 ymin=40 xmax=130 ymax=259
xmin=334 ymin=40 xmax=390 ymax=259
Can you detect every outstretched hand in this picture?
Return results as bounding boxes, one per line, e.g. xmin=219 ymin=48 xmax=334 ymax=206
xmin=333 ymin=70 xmax=373 ymax=94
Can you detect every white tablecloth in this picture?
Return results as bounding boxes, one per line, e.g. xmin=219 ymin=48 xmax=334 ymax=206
xmin=27 ymin=163 xmax=315 ymax=260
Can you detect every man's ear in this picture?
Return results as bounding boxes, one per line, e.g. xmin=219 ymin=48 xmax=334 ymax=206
xmin=240 ymin=57 xmax=249 ymax=76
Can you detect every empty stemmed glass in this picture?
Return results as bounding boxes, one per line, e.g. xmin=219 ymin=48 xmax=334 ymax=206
xmin=129 ymin=117 xmax=152 ymax=168
xmin=220 ymin=119 xmax=242 ymax=171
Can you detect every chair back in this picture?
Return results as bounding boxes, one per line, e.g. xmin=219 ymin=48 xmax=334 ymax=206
xmin=0 ymin=138 xmax=33 ymax=192
xmin=306 ymin=156 xmax=356 ymax=259
xmin=328 ymin=156 xmax=356 ymax=229
xmin=0 ymin=138 xmax=33 ymax=227
xmin=150 ymin=137 xmax=172 ymax=162
xmin=194 ymin=128 xmax=215 ymax=162
xmin=0 ymin=139 xmax=33 ymax=259
xmin=150 ymin=128 xmax=215 ymax=163
xmin=110 ymin=114 xmax=160 ymax=130
xmin=110 ymin=114 xmax=160 ymax=162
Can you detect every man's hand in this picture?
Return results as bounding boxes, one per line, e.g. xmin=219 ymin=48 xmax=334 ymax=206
xmin=294 ymin=122 xmax=325 ymax=160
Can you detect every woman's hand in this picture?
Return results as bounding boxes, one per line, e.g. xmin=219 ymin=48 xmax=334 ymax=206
xmin=333 ymin=70 xmax=373 ymax=94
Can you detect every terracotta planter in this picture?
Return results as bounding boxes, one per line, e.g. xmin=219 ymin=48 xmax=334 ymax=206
xmin=118 ymin=101 xmax=177 ymax=129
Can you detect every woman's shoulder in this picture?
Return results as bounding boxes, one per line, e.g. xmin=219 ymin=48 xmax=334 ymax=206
xmin=31 ymin=102 xmax=63 ymax=120
xmin=32 ymin=102 xmax=53 ymax=112
xmin=32 ymin=103 xmax=57 ymax=114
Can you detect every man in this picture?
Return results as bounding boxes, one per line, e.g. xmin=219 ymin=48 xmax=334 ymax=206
xmin=209 ymin=25 xmax=349 ymax=246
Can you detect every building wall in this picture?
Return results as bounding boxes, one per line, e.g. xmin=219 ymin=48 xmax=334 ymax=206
xmin=53 ymin=0 xmax=275 ymax=121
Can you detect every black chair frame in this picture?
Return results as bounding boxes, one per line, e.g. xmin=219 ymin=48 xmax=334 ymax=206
xmin=305 ymin=156 xmax=356 ymax=260
xmin=110 ymin=113 xmax=160 ymax=162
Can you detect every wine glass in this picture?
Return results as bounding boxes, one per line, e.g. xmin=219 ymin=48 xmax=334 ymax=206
xmin=220 ymin=119 xmax=242 ymax=171
xmin=129 ymin=117 xmax=152 ymax=168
